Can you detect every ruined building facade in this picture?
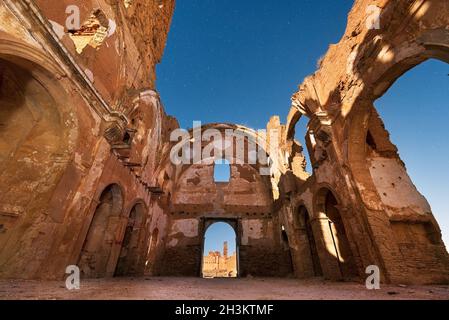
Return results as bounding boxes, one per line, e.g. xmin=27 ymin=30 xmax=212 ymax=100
xmin=202 ymin=242 xmax=237 ymax=278
xmin=0 ymin=0 xmax=448 ymax=284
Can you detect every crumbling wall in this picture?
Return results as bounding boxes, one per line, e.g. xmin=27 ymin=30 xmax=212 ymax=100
xmin=172 ymin=164 xmax=272 ymax=214
xmin=239 ymin=217 xmax=293 ymax=277
xmin=158 ymin=123 xmax=292 ymax=277
xmin=2 ymin=0 xmax=448 ymax=285
xmin=0 ymin=0 xmax=175 ymax=280
xmin=279 ymin=0 xmax=449 ymax=284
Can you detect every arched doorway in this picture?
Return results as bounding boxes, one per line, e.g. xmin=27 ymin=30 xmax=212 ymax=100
xmin=78 ymin=184 xmax=124 ymax=278
xmin=115 ymin=202 xmax=147 ymax=276
xmin=315 ymin=188 xmax=358 ymax=280
xmin=0 ymin=57 xmax=65 ymax=222
xmin=201 ymin=220 xmax=238 ymax=278
xmin=295 ymin=206 xmax=322 ymax=277
xmin=0 ymin=52 xmax=77 ymax=277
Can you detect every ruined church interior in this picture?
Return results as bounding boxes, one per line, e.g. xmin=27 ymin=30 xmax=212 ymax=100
xmin=1 ymin=0 xmax=449 ymax=301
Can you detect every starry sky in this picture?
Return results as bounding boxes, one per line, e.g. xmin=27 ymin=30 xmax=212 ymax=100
xmin=157 ymin=0 xmax=449 ymax=252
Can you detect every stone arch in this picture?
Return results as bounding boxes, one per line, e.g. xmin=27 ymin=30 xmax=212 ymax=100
xmin=293 ymin=205 xmax=322 ymax=277
xmin=168 ymin=123 xmax=274 ymax=177
xmin=345 ymin=34 xmax=449 ymax=257
xmin=78 ymin=184 xmax=124 ymax=278
xmin=314 ymin=187 xmax=358 ymax=280
xmin=0 ymin=38 xmax=77 ymax=277
xmin=0 ymin=40 xmax=76 ymax=209
xmin=284 ymin=106 xmax=314 ymax=183
xmin=347 ymin=32 xmax=449 ymax=177
xmin=342 ymin=33 xmax=449 ymax=282
xmin=285 ymin=106 xmax=312 ymax=142
xmin=115 ymin=201 xmax=148 ymax=276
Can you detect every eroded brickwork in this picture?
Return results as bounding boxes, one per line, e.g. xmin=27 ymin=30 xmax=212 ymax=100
xmin=0 ymin=0 xmax=448 ymax=285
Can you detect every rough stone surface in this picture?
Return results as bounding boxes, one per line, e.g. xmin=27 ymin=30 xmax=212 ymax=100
xmin=0 ymin=0 xmax=448 ymax=295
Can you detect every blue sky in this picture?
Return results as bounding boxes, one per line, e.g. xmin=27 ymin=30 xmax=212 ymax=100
xmin=204 ymin=222 xmax=236 ymax=255
xmin=157 ymin=0 xmax=448 ymax=251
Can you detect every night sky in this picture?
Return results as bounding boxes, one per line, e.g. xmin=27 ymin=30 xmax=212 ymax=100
xmin=157 ymin=0 xmax=449 ymax=252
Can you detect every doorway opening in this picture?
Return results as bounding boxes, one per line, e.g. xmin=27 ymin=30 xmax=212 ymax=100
xmin=201 ymin=220 xmax=238 ymax=278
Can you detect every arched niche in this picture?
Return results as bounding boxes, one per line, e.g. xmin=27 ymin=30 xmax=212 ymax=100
xmin=293 ymin=206 xmax=322 ymax=277
xmin=115 ymin=201 xmax=148 ymax=277
xmin=347 ymin=32 xmax=449 ymax=210
xmin=78 ymin=184 xmax=124 ymax=278
xmin=314 ymin=187 xmax=358 ymax=280
xmin=0 ymin=38 xmax=77 ymax=277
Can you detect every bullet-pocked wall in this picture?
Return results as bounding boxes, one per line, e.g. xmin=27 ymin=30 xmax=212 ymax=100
xmin=157 ymin=124 xmax=294 ymax=277
xmin=278 ymin=0 xmax=449 ymax=284
xmin=1 ymin=0 xmax=449 ymax=285
xmin=0 ymin=0 xmax=175 ymax=279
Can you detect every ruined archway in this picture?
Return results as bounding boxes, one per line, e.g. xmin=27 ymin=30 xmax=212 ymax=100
xmin=115 ymin=202 xmax=148 ymax=277
xmin=78 ymin=184 xmax=124 ymax=278
xmin=0 ymin=40 xmax=78 ymax=278
xmin=372 ymin=58 xmax=448 ymax=246
xmin=285 ymin=108 xmax=313 ymax=178
xmin=201 ymin=220 xmax=238 ymax=278
xmin=294 ymin=206 xmax=322 ymax=277
xmin=315 ymin=188 xmax=358 ymax=280
xmin=344 ymin=35 xmax=449 ymax=283
xmin=0 ymin=57 xmax=67 ymax=216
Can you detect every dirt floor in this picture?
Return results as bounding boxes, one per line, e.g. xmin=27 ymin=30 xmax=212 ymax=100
xmin=0 ymin=277 xmax=448 ymax=300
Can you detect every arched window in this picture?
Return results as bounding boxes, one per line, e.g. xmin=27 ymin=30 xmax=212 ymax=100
xmin=78 ymin=184 xmax=124 ymax=278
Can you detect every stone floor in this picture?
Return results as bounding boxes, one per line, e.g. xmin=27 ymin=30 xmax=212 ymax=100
xmin=0 ymin=277 xmax=448 ymax=300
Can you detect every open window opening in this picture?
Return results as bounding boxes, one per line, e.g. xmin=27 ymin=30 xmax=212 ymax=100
xmin=213 ymin=159 xmax=231 ymax=183
xmin=374 ymin=59 xmax=449 ymax=249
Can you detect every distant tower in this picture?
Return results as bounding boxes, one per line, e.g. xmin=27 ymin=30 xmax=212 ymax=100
xmin=223 ymin=241 xmax=228 ymax=259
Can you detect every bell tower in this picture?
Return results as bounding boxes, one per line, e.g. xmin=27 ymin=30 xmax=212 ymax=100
xmin=223 ymin=241 xmax=228 ymax=259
